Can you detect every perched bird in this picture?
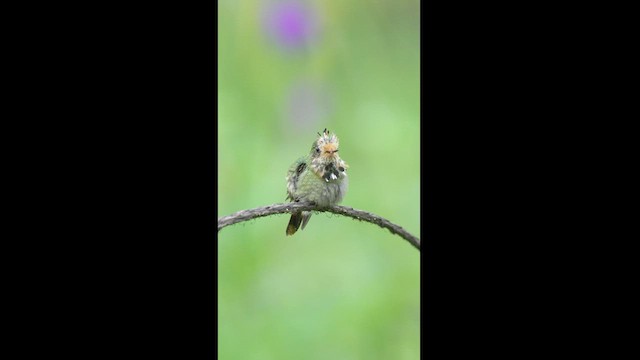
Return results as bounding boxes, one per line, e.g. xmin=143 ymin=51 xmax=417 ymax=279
xmin=285 ymin=129 xmax=349 ymax=235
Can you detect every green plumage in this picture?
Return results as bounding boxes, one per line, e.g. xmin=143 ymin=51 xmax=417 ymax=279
xmin=286 ymin=130 xmax=349 ymax=235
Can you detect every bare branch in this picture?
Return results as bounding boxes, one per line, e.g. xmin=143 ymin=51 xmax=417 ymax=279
xmin=218 ymin=202 xmax=420 ymax=251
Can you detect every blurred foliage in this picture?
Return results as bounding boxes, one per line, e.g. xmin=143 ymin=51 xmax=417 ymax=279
xmin=218 ymin=0 xmax=420 ymax=359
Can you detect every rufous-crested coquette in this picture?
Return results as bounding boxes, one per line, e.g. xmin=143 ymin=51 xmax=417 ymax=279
xmin=285 ymin=129 xmax=349 ymax=235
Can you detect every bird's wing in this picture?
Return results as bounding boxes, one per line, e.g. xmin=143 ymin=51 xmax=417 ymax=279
xmin=286 ymin=156 xmax=308 ymax=200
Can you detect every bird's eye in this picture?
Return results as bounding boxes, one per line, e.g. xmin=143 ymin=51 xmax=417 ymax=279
xmin=315 ymin=147 xmax=320 ymax=153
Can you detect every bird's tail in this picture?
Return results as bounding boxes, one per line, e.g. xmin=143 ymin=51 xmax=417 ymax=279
xmin=286 ymin=211 xmax=312 ymax=235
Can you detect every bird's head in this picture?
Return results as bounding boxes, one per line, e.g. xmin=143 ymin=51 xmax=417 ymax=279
xmin=309 ymin=129 xmax=349 ymax=181
xmin=310 ymin=128 xmax=340 ymax=161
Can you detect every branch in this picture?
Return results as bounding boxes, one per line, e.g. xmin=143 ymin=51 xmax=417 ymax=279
xmin=218 ymin=202 xmax=420 ymax=251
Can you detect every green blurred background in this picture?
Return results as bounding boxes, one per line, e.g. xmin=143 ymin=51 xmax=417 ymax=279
xmin=218 ymin=0 xmax=420 ymax=359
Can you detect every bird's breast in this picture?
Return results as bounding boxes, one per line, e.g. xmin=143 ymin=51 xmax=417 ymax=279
xmin=299 ymin=170 xmax=348 ymax=206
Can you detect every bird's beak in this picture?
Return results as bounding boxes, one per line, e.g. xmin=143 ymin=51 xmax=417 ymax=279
xmin=321 ymin=144 xmax=338 ymax=158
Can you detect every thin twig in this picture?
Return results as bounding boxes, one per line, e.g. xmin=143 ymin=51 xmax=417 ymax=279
xmin=218 ymin=202 xmax=420 ymax=251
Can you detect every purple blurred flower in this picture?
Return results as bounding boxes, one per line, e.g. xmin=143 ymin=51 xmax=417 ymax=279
xmin=262 ymin=1 xmax=320 ymax=50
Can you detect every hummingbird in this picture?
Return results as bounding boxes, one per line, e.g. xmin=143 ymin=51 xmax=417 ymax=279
xmin=285 ymin=129 xmax=349 ymax=235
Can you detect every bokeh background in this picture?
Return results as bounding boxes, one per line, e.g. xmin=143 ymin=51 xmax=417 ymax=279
xmin=218 ymin=0 xmax=420 ymax=359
